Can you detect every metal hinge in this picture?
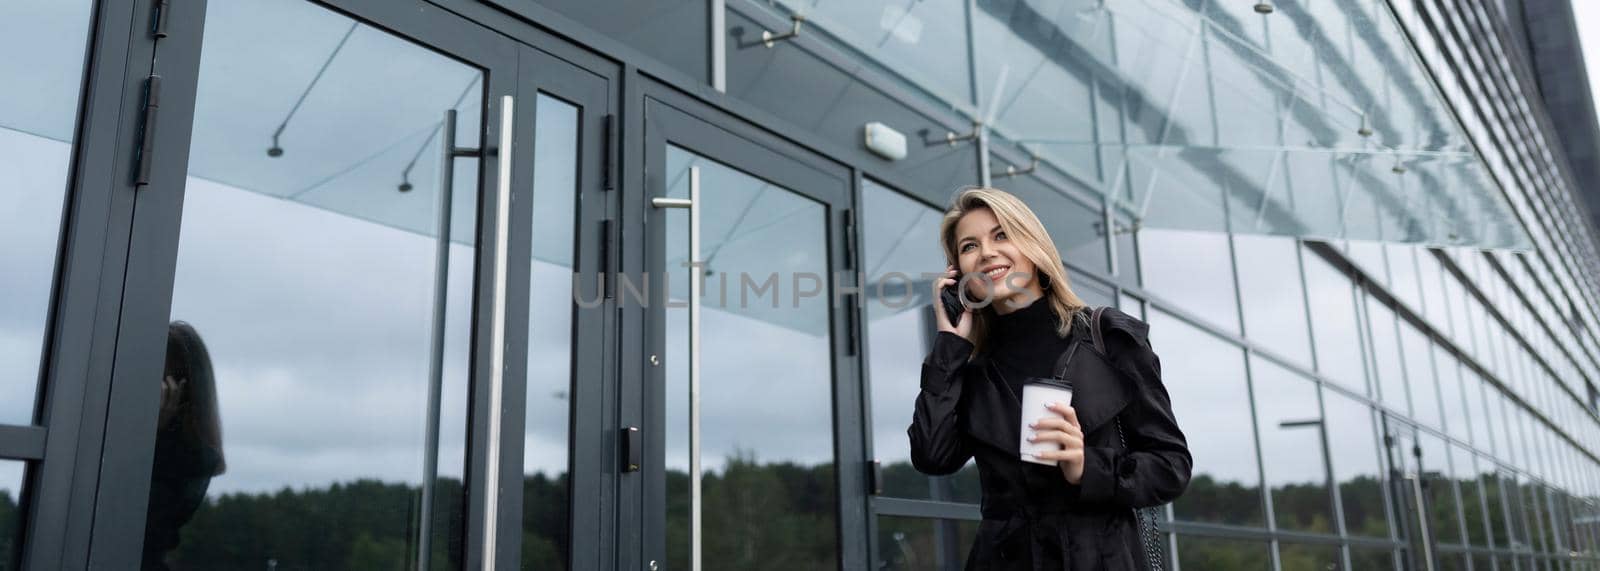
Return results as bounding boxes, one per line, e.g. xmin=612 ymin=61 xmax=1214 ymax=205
xmin=133 ymin=75 xmax=163 ymax=187
xmin=151 ymin=0 xmax=171 ymax=38
xmin=845 ymin=293 xmax=859 ymax=356
xmin=600 ymin=218 xmax=614 ymax=299
xmin=867 ymin=460 xmax=882 ymax=495
xmin=842 ymin=209 xmax=856 ymax=270
xmin=602 ymin=114 xmax=616 ymax=191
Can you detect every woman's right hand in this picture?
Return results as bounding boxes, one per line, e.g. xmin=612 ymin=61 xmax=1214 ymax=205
xmin=934 ymin=265 xmax=974 ymax=340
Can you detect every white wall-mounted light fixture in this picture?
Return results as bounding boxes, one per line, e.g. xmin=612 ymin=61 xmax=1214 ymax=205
xmin=864 ymin=122 xmax=908 ymax=161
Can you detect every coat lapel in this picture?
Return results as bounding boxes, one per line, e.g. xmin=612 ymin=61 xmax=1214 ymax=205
xmin=962 ymin=338 xmax=1134 ymax=456
xmin=1061 ymin=344 xmax=1132 ymax=436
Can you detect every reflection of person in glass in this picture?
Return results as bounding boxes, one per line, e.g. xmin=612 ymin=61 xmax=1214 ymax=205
xmin=909 ymin=187 xmax=1191 ymax=569
xmin=142 ymin=321 xmax=226 ymax=571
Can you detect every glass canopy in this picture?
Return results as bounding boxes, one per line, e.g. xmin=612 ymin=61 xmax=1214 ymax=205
xmin=746 ymin=0 xmax=1531 ymax=250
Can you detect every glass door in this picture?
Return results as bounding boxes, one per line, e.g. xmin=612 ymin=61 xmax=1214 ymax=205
xmin=637 ymin=96 xmax=865 ymax=570
xmin=83 ymin=0 xmax=618 ymax=568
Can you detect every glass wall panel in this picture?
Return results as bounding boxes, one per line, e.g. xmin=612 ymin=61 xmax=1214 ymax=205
xmin=0 ymin=461 xmax=21 ymax=566
xmin=874 ymin=516 xmax=977 ymax=570
xmin=861 ymin=179 xmax=978 ymax=503
xmin=767 ymin=0 xmax=972 ymax=106
xmin=1348 ymin=546 xmax=1399 ymax=570
xmin=1277 ymin=542 xmax=1339 ymax=571
xmin=1175 ymin=535 xmax=1270 ymax=570
xmin=1303 ymin=248 xmax=1367 ymax=390
xmin=144 ymin=2 xmax=483 ymax=566
xmin=521 ymin=95 xmax=580 ymax=569
xmin=1386 ymin=245 xmax=1422 ymax=313
xmin=509 ymin=0 xmax=707 ymax=82
xmin=1442 ymin=267 xmax=1473 ymax=353
xmin=1249 ymin=356 xmax=1333 ymax=534
xmin=1345 ymin=241 xmax=1388 ymax=286
xmin=1455 ymin=445 xmax=1492 ymax=547
xmin=1400 ymin=324 xmax=1442 ymax=430
xmin=1484 ymin=468 xmax=1514 ymax=549
xmin=1149 ymin=310 xmax=1261 ymax=526
xmin=1235 ymin=235 xmax=1313 ymax=366
xmin=0 ymin=0 xmax=94 ymax=425
xmin=1322 ymin=388 xmax=1390 ymax=538
xmin=1366 ymin=298 xmax=1411 ymax=413
xmin=1140 ymin=229 xmax=1240 ymax=334
xmin=1419 ymin=433 xmax=1466 ymax=546
xmin=1434 ymin=345 xmax=1470 ymax=443
xmin=1417 ymin=250 xmax=1450 ymax=333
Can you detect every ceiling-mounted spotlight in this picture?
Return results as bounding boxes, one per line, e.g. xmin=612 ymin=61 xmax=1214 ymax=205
xmin=1358 ymin=115 xmax=1373 ymax=138
xmin=1254 ymin=2 xmax=1274 ymax=14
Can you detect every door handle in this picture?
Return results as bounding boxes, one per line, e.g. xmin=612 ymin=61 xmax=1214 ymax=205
xmin=482 ymin=94 xmax=515 ymax=571
xmin=651 ymin=166 xmax=700 ymax=571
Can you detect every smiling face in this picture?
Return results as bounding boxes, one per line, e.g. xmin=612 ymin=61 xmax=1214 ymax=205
xmin=952 ymin=207 xmax=1043 ymax=312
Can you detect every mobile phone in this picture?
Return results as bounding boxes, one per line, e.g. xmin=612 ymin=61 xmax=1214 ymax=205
xmin=940 ymin=285 xmax=966 ymax=326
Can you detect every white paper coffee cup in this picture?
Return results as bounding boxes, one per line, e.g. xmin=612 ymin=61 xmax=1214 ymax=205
xmin=1019 ymin=382 xmax=1075 ymax=465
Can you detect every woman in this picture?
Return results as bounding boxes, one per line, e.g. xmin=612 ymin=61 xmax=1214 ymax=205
xmin=908 ymin=187 xmax=1191 ymax=570
xmin=142 ymin=321 xmax=227 ymax=570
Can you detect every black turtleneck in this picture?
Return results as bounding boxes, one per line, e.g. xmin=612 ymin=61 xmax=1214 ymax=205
xmin=985 ymin=297 xmax=1077 ymax=398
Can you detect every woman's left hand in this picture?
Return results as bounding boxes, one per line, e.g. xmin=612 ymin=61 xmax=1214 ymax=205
xmin=1028 ymin=402 xmax=1085 ymax=484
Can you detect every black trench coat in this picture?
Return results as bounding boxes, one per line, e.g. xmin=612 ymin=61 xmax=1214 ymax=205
xmin=908 ymin=307 xmax=1192 ymax=571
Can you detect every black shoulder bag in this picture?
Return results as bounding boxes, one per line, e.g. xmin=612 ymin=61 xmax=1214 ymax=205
xmin=1084 ymin=306 xmax=1167 ymax=571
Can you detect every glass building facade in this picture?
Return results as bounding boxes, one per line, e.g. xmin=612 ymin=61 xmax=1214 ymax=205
xmin=2 ymin=0 xmax=1600 ymax=569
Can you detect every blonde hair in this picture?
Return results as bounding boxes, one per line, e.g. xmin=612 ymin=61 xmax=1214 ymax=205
xmin=939 ymin=186 xmax=1092 ymax=356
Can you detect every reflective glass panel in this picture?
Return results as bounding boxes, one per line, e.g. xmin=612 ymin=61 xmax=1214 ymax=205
xmin=1235 ymin=235 xmax=1313 ymax=366
xmin=861 ymin=179 xmax=978 ymax=503
xmin=1322 ymin=388 xmax=1390 ymax=538
xmin=1140 ymin=229 xmax=1240 ymax=334
xmin=1419 ymin=433 xmax=1466 ymax=546
xmin=521 ymin=95 xmax=579 ymax=569
xmin=0 ymin=461 xmax=21 ymax=566
xmin=1150 ymin=310 xmax=1261 ymax=526
xmin=663 ymin=146 xmax=838 ymax=569
xmin=743 ymin=0 xmax=1533 ymax=248
xmin=1386 ymin=244 xmax=1422 ymax=313
xmin=1348 ymin=546 xmax=1398 ymax=570
xmin=1303 ymin=248 xmax=1366 ymax=390
xmin=1416 ymin=250 xmax=1450 ymax=331
xmin=1249 ymin=356 xmax=1333 ymax=534
xmin=1433 ymin=345 xmax=1469 ymax=442
xmin=751 ymin=0 xmax=972 ymax=110
xmin=1176 ymin=535 xmax=1269 ymax=570
xmin=146 ymin=1 xmax=480 ymax=566
xmin=875 ymin=516 xmax=977 ymax=570
xmin=1399 ymin=323 xmax=1441 ymax=430
xmin=1365 ymin=298 xmax=1410 ymax=413
xmin=1454 ymin=445 xmax=1490 ymax=547
xmin=0 ymin=0 xmax=94 ymax=425
xmin=1483 ymin=468 xmax=1513 ymax=548
xmin=1277 ymin=542 xmax=1339 ymax=571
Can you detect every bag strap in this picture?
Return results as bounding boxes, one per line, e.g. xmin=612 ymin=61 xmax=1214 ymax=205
xmin=1050 ymin=306 xmax=1106 ymax=380
xmin=1090 ymin=305 xmax=1107 ymax=354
